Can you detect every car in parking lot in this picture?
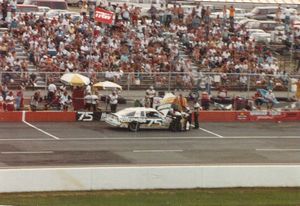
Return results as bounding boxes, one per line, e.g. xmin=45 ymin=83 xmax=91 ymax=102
xmin=245 ymin=20 xmax=281 ymax=32
xmin=248 ymin=30 xmax=271 ymax=43
xmin=267 ymin=8 xmax=298 ymax=21
xmin=46 ymin=9 xmax=79 ymax=18
xmin=245 ymin=6 xmax=278 ymax=20
xmin=23 ymin=0 xmax=68 ymax=10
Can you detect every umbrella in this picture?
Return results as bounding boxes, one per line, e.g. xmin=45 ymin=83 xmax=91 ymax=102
xmin=161 ymin=93 xmax=176 ymax=104
xmin=257 ymin=89 xmax=279 ymax=104
xmin=93 ymin=81 xmax=122 ymax=90
xmin=60 ymin=73 xmax=90 ymax=86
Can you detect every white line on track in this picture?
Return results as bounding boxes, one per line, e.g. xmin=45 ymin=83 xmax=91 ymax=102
xmin=198 ymin=127 xmax=223 ymax=138
xmin=133 ymin=149 xmax=184 ymax=153
xmin=0 ymin=136 xmax=299 ymax=141
xmin=256 ymin=149 xmax=300 ymax=152
xmin=22 ymin=111 xmax=60 ymax=140
xmin=1 ymin=151 xmax=54 ymax=154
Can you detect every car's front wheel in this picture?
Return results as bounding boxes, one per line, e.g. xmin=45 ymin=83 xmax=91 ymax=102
xmin=128 ymin=122 xmax=139 ymax=132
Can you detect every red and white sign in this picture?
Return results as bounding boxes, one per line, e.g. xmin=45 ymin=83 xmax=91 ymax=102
xmin=95 ymin=8 xmax=114 ymax=25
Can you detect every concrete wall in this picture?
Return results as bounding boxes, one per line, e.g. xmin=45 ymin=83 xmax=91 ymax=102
xmin=1 ymin=165 xmax=300 ymax=192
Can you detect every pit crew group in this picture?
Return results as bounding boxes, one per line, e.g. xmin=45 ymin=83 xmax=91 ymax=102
xmin=145 ymin=86 xmax=201 ymax=132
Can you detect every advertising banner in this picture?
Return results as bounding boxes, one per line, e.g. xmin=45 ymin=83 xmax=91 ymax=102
xmin=94 ymin=8 xmax=114 ymax=24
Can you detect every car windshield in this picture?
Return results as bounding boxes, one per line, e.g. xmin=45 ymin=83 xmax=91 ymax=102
xmin=116 ymin=109 xmax=136 ymax=116
xmin=250 ymin=7 xmax=259 ymax=14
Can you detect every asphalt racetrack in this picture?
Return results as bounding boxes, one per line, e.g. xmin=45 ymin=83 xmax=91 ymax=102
xmin=0 ymin=122 xmax=300 ymax=168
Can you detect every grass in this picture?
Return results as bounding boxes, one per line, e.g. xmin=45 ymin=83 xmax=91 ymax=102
xmin=0 ymin=188 xmax=300 ymax=206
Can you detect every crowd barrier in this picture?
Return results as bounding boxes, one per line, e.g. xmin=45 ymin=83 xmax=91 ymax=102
xmin=0 ymin=111 xmax=299 ymax=122
xmin=1 ymin=165 xmax=300 ymax=192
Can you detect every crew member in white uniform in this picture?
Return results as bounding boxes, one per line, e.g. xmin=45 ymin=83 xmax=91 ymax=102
xmin=146 ymin=86 xmax=156 ymax=108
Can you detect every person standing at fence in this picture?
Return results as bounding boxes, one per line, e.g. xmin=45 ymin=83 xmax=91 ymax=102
xmin=48 ymin=82 xmax=57 ymax=103
xmin=109 ymin=91 xmax=118 ymax=113
xmin=229 ymin=5 xmax=235 ymax=32
xmin=60 ymin=91 xmax=72 ymax=111
xmin=30 ymin=91 xmax=41 ymax=111
xmin=204 ymin=75 xmax=213 ymax=95
xmin=84 ymin=92 xmax=93 ymax=111
xmin=1 ymin=0 xmax=8 ymax=21
xmin=146 ymin=86 xmax=156 ymax=108
xmin=5 ymin=91 xmax=15 ymax=111
xmin=0 ymin=93 xmax=4 ymax=111
xmin=15 ymin=85 xmax=24 ymax=111
xmin=265 ymin=89 xmax=276 ymax=110
xmin=294 ymin=79 xmax=300 ymax=101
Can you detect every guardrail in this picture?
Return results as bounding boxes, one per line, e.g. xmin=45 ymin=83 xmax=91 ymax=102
xmin=1 ymin=165 xmax=300 ymax=192
xmin=1 ymin=72 xmax=299 ymax=97
xmin=1 ymin=111 xmax=300 ymax=122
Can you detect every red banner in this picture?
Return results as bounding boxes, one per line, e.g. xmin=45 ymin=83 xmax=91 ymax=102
xmin=94 ymin=8 xmax=114 ymax=25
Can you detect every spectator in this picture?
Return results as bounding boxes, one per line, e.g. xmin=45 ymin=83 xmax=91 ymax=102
xmin=15 ymin=85 xmax=24 ymax=111
xmin=30 ymin=91 xmax=41 ymax=111
xmin=1 ymin=0 xmax=8 ymax=21
xmin=91 ymin=92 xmax=98 ymax=111
xmin=47 ymin=83 xmax=57 ymax=103
xmin=84 ymin=91 xmax=93 ymax=111
xmin=2 ymin=83 xmax=8 ymax=100
xmin=60 ymin=90 xmax=72 ymax=111
xmin=0 ymin=93 xmax=3 ymax=111
xmin=201 ymin=91 xmax=210 ymax=110
xmin=265 ymin=89 xmax=276 ymax=110
xmin=229 ymin=5 xmax=235 ymax=31
xmin=5 ymin=91 xmax=15 ymax=111
xmin=294 ymin=79 xmax=300 ymax=101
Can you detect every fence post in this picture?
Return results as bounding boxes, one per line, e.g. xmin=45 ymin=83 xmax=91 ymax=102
xmin=287 ymin=77 xmax=291 ymax=99
xmin=45 ymin=73 xmax=48 ymax=93
xmin=127 ymin=72 xmax=130 ymax=91
xmin=168 ymin=71 xmax=171 ymax=92
xmin=247 ymin=74 xmax=251 ymax=99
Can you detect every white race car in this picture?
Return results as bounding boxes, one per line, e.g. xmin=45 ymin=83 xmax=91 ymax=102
xmin=105 ymin=106 xmax=190 ymax=132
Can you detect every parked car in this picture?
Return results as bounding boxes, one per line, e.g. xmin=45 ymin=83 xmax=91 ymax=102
xmin=245 ymin=6 xmax=278 ymax=20
xmin=16 ymin=4 xmax=39 ymax=13
xmin=37 ymin=6 xmax=51 ymax=13
xmin=267 ymin=8 xmax=298 ymax=21
xmin=46 ymin=9 xmax=79 ymax=18
xmin=245 ymin=20 xmax=281 ymax=32
xmin=23 ymin=0 xmax=68 ymax=10
xmin=249 ymin=32 xmax=271 ymax=43
xmin=236 ymin=18 xmax=258 ymax=30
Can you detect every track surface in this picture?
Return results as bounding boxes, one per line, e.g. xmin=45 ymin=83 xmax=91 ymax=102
xmin=0 ymin=122 xmax=300 ymax=168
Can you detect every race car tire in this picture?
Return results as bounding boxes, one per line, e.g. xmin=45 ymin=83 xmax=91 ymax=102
xmin=128 ymin=122 xmax=140 ymax=132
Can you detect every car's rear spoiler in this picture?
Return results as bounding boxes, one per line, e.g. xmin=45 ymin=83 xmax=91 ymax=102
xmin=157 ymin=104 xmax=172 ymax=117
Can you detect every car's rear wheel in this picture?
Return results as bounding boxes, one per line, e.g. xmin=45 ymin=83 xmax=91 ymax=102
xmin=128 ymin=122 xmax=139 ymax=132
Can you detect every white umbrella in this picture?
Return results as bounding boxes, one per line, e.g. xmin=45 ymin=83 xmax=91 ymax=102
xmin=161 ymin=92 xmax=176 ymax=104
xmin=93 ymin=81 xmax=122 ymax=90
xmin=60 ymin=73 xmax=90 ymax=86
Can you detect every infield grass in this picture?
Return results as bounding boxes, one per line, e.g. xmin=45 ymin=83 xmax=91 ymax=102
xmin=0 ymin=188 xmax=299 ymax=206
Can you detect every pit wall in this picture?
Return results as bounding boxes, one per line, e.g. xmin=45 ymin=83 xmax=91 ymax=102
xmin=0 ymin=111 xmax=300 ymax=122
xmin=1 ymin=165 xmax=300 ymax=193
